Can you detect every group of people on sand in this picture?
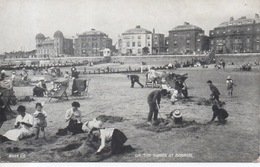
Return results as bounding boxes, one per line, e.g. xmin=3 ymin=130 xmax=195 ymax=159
xmin=127 ymin=67 xmax=236 ymax=126
xmin=0 ymin=100 xmax=132 ymax=156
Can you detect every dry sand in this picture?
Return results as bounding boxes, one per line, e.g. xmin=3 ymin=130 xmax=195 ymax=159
xmin=0 ymin=64 xmax=259 ymax=162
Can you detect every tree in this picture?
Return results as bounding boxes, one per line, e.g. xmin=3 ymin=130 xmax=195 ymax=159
xmin=142 ymin=47 xmax=150 ymax=55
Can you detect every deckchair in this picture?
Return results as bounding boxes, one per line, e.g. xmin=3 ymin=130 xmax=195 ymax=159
xmin=48 ymin=79 xmax=69 ymax=102
xmin=71 ymin=79 xmax=91 ymax=98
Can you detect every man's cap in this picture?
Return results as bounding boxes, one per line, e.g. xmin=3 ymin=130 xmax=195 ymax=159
xmin=207 ymin=80 xmax=212 ymax=83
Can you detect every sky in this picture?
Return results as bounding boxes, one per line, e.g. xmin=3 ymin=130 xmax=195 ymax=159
xmin=0 ymin=0 xmax=259 ymax=53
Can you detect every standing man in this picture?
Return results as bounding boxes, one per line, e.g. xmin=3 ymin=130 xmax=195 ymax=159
xmin=127 ymin=75 xmax=144 ymax=88
xmin=147 ymin=89 xmax=167 ymax=124
xmin=207 ymin=80 xmax=221 ymax=102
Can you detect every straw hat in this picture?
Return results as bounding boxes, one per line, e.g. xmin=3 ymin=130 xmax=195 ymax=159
xmin=172 ymin=109 xmax=182 ymax=118
xmin=39 ymin=77 xmax=45 ymax=81
xmin=227 ymin=76 xmax=231 ymax=80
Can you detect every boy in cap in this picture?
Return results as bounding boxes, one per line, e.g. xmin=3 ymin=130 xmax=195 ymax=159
xmin=226 ymin=76 xmax=236 ymax=97
xmin=147 ymin=89 xmax=167 ymax=124
xmin=207 ymin=80 xmax=221 ymax=102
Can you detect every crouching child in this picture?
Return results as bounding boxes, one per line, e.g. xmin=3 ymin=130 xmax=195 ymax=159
xmin=210 ymin=102 xmax=229 ymax=124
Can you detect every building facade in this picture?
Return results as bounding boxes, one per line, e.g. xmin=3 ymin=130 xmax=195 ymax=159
xmin=35 ymin=30 xmax=73 ymax=58
xmin=118 ymin=25 xmax=152 ymax=56
xmin=209 ymin=14 xmax=260 ymax=54
xmin=168 ymin=22 xmax=209 ymax=54
xmin=152 ymin=33 xmax=165 ymax=54
xmin=73 ymin=29 xmax=113 ymax=57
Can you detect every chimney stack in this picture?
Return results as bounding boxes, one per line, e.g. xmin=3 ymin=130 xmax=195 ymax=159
xmin=255 ymin=13 xmax=259 ymax=19
xmin=230 ymin=17 xmax=234 ymax=21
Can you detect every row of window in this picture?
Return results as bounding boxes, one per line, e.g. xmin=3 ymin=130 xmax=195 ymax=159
xmin=211 ymin=28 xmax=260 ymax=35
xmin=215 ymin=44 xmax=260 ymax=50
xmin=124 ymin=35 xmax=151 ymax=40
xmin=125 ymin=41 xmax=150 ymax=47
xmin=211 ymin=36 xmax=260 ymax=44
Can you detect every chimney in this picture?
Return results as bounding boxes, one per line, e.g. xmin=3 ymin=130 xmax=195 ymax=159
xmin=184 ymin=22 xmax=190 ymax=25
xmin=136 ymin=25 xmax=141 ymax=28
xmin=255 ymin=13 xmax=259 ymax=19
xmin=91 ymin=28 xmax=95 ymax=31
xmin=153 ymin=28 xmax=155 ymax=34
xmin=230 ymin=17 xmax=234 ymax=21
xmin=240 ymin=16 xmax=246 ymax=19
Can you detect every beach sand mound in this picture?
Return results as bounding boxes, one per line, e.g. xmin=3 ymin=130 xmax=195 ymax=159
xmin=135 ymin=119 xmax=208 ymax=133
xmin=96 ymin=115 xmax=124 ymax=123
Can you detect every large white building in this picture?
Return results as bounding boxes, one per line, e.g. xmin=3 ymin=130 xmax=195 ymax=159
xmin=35 ymin=30 xmax=73 ymax=58
xmin=118 ymin=25 xmax=152 ymax=55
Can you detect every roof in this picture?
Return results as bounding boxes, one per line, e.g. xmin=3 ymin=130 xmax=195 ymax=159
xmin=123 ymin=25 xmax=152 ymax=34
xmin=36 ymin=33 xmax=45 ymax=39
xmin=53 ymin=30 xmax=64 ymax=38
xmin=81 ymin=29 xmax=107 ymax=36
xmin=217 ymin=17 xmax=256 ymax=27
xmin=170 ymin=23 xmax=203 ymax=31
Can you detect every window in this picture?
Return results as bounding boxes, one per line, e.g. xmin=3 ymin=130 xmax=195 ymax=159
xmin=147 ymin=35 xmax=150 ymax=39
xmin=187 ymin=40 xmax=190 ymax=44
xmin=247 ymin=28 xmax=251 ymax=31
xmin=211 ymin=32 xmax=214 ymax=35
xmin=138 ymin=41 xmax=141 ymax=47
xmin=132 ymin=36 xmax=135 ymax=39
xmin=247 ymin=37 xmax=250 ymax=43
xmin=211 ymin=40 xmax=214 ymax=45
xmin=197 ymin=39 xmax=201 ymax=42
xmin=132 ymin=42 xmax=135 ymax=47
xmin=82 ymin=50 xmax=86 ymax=54
xmin=174 ymin=41 xmax=177 ymax=44
xmin=127 ymin=42 xmax=130 ymax=47
xmin=138 ymin=49 xmax=141 ymax=53
xmin=138 ymin=36 xmax=141 ymax=39
xmin=148 ymin=41 xmax=150 ymax=47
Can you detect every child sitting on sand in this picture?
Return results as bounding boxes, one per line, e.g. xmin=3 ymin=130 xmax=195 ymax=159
xmin=33 ymin=103 xmax=47 ymax=139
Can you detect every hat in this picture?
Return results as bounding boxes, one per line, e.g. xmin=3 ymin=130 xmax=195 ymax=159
xmin=82 ymin=119 xmax=103 ymax=132
xmin=227 ymin=76 xmax=231 ymax=80
xmin=207 ymin=80 xmax=212 ymax=83
xmin=22 ymin=68 xmax=26 ymax=71
xmin=171 ymin=109 xmax=182 ymax=118
xmin=161 ymin=78 xmax=166 ymax=83
xmin=39 ymin=77 xmax=45 ymax=81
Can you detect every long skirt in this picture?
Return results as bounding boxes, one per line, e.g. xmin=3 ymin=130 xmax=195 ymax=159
xmin=3 ymin=128 xmax=33 ymax=141
xmin=111 ymin=129 xmax=127 ymax=154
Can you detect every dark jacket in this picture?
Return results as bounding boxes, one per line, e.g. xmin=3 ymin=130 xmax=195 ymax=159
xmin=210 ymin=84 xmax=220 ymax=96
xmin=147 ymin=90 xmax=161 ymax=105
xmin=211 ymin=104 xmax=229 ymax=121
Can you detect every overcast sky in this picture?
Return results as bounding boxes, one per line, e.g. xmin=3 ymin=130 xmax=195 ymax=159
xmin=0 ymin=0 xmax=259 ymax=53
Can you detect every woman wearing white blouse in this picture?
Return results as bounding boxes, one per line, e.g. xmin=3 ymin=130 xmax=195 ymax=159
xmin=90 ymin=128 xmax=127 ymax=155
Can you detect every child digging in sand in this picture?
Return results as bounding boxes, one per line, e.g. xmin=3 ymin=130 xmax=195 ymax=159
xmin=33 ymin=103 xmax=47 ymax=139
